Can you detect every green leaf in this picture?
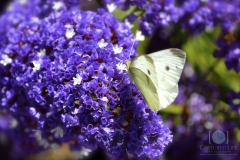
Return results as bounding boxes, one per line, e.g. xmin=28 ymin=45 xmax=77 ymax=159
xmin=113 ymin=7 xmax=151 ymax=56
xmin=159 ymin=105 xmax=183 ymax=114
xmin=113 ymin=7 xmax=136 ymax=21
xmin=183 ymin=27 xmax=240 ymax=99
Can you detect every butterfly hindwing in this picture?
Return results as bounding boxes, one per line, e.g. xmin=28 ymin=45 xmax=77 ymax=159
xmin=157 ymin=84 xmax=178 ymax=109
xmin=129 ymin=55 xmax=159 ymax=87
xmin=128 ymin=67 xmax=160 ymax=112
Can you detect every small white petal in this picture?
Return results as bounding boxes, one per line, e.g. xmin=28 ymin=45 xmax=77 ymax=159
xmin=35 ymin=113 xmax=40 ymax=119
xmin=37 ymin=49 xmax=46 ymax=56
xmin=74 ymin=147 xmax=92 ymax=159
xmin=34 ymin=130 xmax=42 ymax=141
xmin=73 ymin=74 xmax=82 ymax=85
xmin=66 ymin=28 xmax=75 ymax=39
xmin=51 ymin=126 xmax=64 ymax=137
xmin=19 ymin=0 xmax=27 ymax=5
xmin=107 ymin=3 xmax=116 ymax=13
xmin=135 ymin=30 xmax=145 ymax=41
xmin=65 ymin=24 xmax=73 ymax=29
xmin=124 ymin=20 xmax=133 ymax=29
xmin=72 ymin=108 xmax=79 ymax=114
xmin=31 ymin=17 xmax=40 ymax=22
xmin=98 ymin=39 xmax=108 ymax=48
xmin=83 ymin=149 xmax=91 ymax=156
xmin=10 ymin=118 xmax=18 ymax=128
xmin=32 ymin=60 xmax=41 ymax=71
xmin=113 ymin=44 xmax=123 ymax=54
xmin=116 ymin=61 xmax=127 ymax=71
xmin=52 ymin=1 xmax=62 ymax=10
xmin=0 ymin=54 xmax=12 ymax=66
xmin=234 ymin=48 xmax=240 ymax=55
xmin=50 ymin=143 xmax=60 ymax=150
xmin=39 ymin=139 xmax=49 ymax=149
xmin=101 ymin=97 xmax=108 ymax=102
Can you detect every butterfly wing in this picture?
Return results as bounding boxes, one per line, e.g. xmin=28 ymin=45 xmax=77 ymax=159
xmin=148 ymin=48 xmax=186 ymax=109
xmin=128 ymin=67 xmax=160 ymax=112
xmin=148 ymin=48 xmax=186 ymax=90
xmin=129 ymin=48 xmax=186 ymax=111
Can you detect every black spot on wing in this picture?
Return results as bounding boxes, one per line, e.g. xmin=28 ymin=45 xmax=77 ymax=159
xmin=165 ymin=66 xmax=170 ymax=71
xmin=170 ymin=48 xmax=186 ymax=59
xmin=147 ymin=69 xmax=151 ymax=75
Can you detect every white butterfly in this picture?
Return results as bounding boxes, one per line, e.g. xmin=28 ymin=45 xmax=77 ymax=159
xmin=126 ymin=48 xmax=186 ymax=112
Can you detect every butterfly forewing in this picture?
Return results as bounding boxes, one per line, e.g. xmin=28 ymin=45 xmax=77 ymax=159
xmin=148 ymin=48 xmax=186 ymax=90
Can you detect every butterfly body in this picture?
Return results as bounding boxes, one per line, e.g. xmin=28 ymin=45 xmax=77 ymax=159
xmin=126 ymin=48 xmax=186 ymax=112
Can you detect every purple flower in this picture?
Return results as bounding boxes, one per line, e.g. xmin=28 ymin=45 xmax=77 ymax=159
xmin=227 ymin=90 xmax=240 ymax=115
xmin=164 ymin=64 xmax=239 ymax=160
xmin=0 ymin=1 xmax=172 ymax=159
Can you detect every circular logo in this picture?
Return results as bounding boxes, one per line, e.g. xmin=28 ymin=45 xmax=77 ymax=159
xmin=212 ymin=131 xmax=225 ymax=144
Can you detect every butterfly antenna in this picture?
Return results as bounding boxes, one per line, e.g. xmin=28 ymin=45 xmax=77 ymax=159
xmin=129 ymin=38 xmax=136 ymax=56
xmin=118 ymin=61 xmax=126 ymax=84
xmin=118 ymin=39 xmax=136 ymax=85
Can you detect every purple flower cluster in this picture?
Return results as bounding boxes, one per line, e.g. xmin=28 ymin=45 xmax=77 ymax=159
xmin=179 ymin=0 xmax=240 ymax=34
xmin=0 ymin=0 xmax=172 ymax=159
xmin=174 ymin=64 xmax=220 ymax=125
xmin=211 ymin=0 xmax=240 ymax=73
xmin=164 ymin=64 xmax=239 ymax=160
xmin=103 ymin=0 xmax=240 ymax=35
xmin=104 ymin=0 xmax=179 ymax=35
xmin=178 ymin=0 xmax=213 ymax=34
xmin=214 ymin=31 xmax=240 ymax=72
xmin=208 ymin=0 xmax=240 ymax=31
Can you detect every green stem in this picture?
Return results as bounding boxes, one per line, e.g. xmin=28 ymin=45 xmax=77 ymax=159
xmin=120 ymin=7 xmax=144 ymax=21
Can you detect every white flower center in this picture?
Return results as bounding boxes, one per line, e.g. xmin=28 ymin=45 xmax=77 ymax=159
xmin=37 ymin=49 xmax=46 ymax=56
xmin=98 ymin=39 xmax=108 ymax=48
xmin=135 ymin=30 xmax=145 ymax=41
xmin=19 ymin=0 xmax=27 ymax=5
xmin=51 ymin=126 xmax=64 ymax=137
xmin=113 ymin=44 xmax=123 ymax=54
xmin=66 ymin=28 xmax=75 ymax=39
xmin=52 ymin=1 xmax=62 ymax=10
xmin=0 ymin=54 xmax=12 ymax=66
xmin=73 ymin=74 xmax=82 ymax=85
xmin=116 ymin=61 xmax=127 ymax=71
xmin=32 ymin=60 xmax=41 ymax=71
xmin=107 ymin=3 xmax=117 ymax=13
xmin=124 ymin=20 xmax=134 ymax=29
